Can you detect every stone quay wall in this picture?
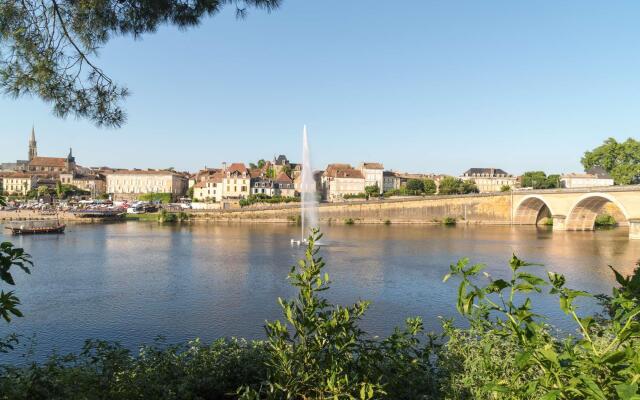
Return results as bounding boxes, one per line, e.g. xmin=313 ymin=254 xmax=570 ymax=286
xmin=188 ymin=194 xmax=514 ymax=224
xmin=0 ymin=194 xmax=515 ymax=225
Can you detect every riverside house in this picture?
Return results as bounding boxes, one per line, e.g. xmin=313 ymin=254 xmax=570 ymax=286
xmin=0 ymin=172 xmax=36 ymax=196
xmin=221 ymin=163 xmax=250 ymax=200
xmin=193 ymin=172 xmax=224 ymax=202
xmin=321 ymin=164 xmax=366 ymax=201
xmin=560 ymin=167 xmax=615 ymax=188
xmin=460 ymin=168 xmax=518 ymax=193
xmin=105 ymin=169 xmax=188 ymax=201
xmin=359 ymin=162 xmax=384 ymax=193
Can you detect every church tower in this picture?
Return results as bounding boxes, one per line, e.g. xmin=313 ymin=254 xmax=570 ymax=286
xmin=28 ymin=126 xmax=37 ymax=161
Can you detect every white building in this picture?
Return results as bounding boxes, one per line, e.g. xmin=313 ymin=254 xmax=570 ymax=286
xmin=461 ymin=168 xmax=518 ymax=193
xmin=321 ymin=164 xmax=366 ymax=201
xmin=105 ymin=170 xmax=188 ymax=201
xmin=359 ymin=162 xmax=384 ymax=193
xmin=0 ymin=173 xmax=36 ymax=195
xmin=560 ymin=167 xmax=614 ymax=189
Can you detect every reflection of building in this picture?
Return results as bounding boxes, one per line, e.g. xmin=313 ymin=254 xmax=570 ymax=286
xmin=0 ymin=173 xmax=35 ymax=195
xmin=560 ymin=167 xmax=614 ymax=188
xmin=321 ymin=164 xmax=365 ymax=201
xmin=461 ymin=168 xmax=517 ymax=193
xmin=359 ymin=162 xmax=384 ymax=193
xmin=106 ymin=170 xmax=188 ymax=201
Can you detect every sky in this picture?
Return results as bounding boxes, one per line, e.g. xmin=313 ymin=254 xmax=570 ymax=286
xmin=1 ymin=0 xmax=640 ymax=175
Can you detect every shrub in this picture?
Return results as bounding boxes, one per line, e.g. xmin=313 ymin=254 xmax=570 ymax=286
xmin=0 ymin=338 xmax=268 ymax=400
xmin=443 ymin=216 xmax=456 ymax=225
xmin=424 ymin=179 xmax=437 ymax=195
xmin=595 ymin=214 xmax=617 ymax=227
xmin=157 ymin=209 xmax=177 ymax=223
xmin=442 ymin=255 xmax=640 ymax=399
xmin=384 ymin=219 xmax=391 ymax=225
xmin=239 ymin=230 xmax=434 ymax=399
xmin=138 ymin=193 xmax=173 ymax=204
xmin=343 ymin=193 xmax=367 ymax=200
xmin=344 ymin=218 xmax=355 ymax=225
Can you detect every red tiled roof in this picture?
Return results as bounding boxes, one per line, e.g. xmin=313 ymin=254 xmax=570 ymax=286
xmin=226 ymin=163 xmax=248 ymax=174
xmin=275 ymin=172 xmax=293 ymax=183
xmin=361 ymin=162 xmax=384 ymax=170
xmin=325 ymin=164 xmax=364 ymax=179
xmin=29 ymin=156 xmax=67 ymax=167
xmin=110 ymin=169 xmax=181 ymax=176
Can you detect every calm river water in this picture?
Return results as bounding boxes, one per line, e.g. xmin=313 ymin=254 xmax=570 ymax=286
xmin=1 ymin=222 xmax=639 ymax=363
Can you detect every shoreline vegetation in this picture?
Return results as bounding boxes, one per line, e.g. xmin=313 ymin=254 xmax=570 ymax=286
xmin=1 ymin=229 xmax=639 ymax=399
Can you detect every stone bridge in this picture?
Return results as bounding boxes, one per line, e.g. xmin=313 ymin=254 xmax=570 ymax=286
xmin=512 ymin=185 xmax=640 ymax=239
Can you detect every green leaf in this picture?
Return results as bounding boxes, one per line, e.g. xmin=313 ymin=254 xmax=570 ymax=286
xmin=616 ymin=383 xmax=639 ymax=400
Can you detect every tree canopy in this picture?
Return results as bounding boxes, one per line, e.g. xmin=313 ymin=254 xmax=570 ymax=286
xmin=521 ymin=171 xmax=559 ymax=189
xmin=0 ymin=0 xmax=280 ymax=127
xmin=581 ymin=138 xmax=640 ymax=185
xmin=438 ymin=177 xmax=479 ymax=195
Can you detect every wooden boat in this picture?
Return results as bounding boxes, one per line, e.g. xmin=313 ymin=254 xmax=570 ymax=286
xmin=4 ymin=222 xmax=66 ymax=235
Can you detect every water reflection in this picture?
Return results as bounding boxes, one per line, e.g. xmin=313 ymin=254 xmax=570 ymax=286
xmin=1 ymin=222 xmax=638 ymax=363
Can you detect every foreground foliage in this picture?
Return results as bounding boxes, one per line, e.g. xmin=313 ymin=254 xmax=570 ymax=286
xmin=0 ymin=229 xmax=639 ymax=399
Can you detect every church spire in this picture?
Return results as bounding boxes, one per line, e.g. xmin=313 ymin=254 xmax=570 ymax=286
xmin=28 ymin=125 xmax=37 ymax=161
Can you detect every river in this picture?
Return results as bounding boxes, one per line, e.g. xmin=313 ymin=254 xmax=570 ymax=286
xmin=1 ymin=222 xmax=639 ymax=363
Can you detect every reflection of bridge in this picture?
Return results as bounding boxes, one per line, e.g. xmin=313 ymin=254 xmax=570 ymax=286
xmin=512 ymin=186 xmax=640 ymax=239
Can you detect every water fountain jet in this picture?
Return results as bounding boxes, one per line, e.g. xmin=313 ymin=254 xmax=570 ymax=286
xmin=291 ymin=125 xmax=319 ymax=246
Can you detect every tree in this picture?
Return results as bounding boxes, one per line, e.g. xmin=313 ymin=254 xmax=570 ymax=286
xmin=438 ymin=177 xmax=479 ymax=195
xmin=500 ymin=184 xmax=511 ymax=192
xmin=521 ymin=171 xmax=559 ymax=189
xmin=0 ymin=0 xmax=281 ymax=127
xmin=423 ymin=179 xmax=436 ymax=195
xmin=582 ymin=138 xmax=640 ymax=185
xmin=405 ymin=179 xmax=424 ymax=194
xmin=365 ymin=184 xmax=379 ymax=197
xmin=257 ymin=159 xmax=267 ymax=169
xmin=0 ymin=195 xmax=33 ymax=352
xmin=186 ymin=186 xmax=194 ymax=199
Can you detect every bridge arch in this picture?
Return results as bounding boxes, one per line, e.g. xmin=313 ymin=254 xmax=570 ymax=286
xmin=565 ymin=193 xmax=630 ymax=231
xmin=514 ymin=195 xmax=554 ymax=225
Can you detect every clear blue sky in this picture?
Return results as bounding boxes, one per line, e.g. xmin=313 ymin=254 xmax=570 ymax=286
xmin=1 ymin=0 xmax=639 ymax=175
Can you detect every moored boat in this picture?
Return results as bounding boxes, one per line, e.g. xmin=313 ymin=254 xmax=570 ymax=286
xmin=4 ymin=222 xmax=66 ymax=235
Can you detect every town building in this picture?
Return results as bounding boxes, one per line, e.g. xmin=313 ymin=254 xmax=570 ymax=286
xmin=193 ymin=172 xmax=224 ymax=202
xmin=460 ymin=168 xmax=518 ymax=193
xmin=359 ymin=162 xmax=384 ymax=193
xmin=321 ymin=164 xmax=366 ymax=201
xmin=105 ymin=170 xmax=188 ymax=201
xmin=560 ymin=167 xmax=615 ymax=189
xmin=0 ymin=173 xmax=36 ymax=196
xmin=383 ymin=171 xmax=400 ymax=192
xmin=60 ymin=172 xmax=107 ymax=196
xmin=250 ymin=170 xmax=296 ymax=198
xmin=221 ymin=162 xmax=250 ymax=199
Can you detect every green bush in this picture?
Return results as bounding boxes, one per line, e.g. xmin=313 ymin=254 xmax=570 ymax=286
xmin=0 ymin=338 xmax=267 ymax=400
xmin=157 ymin=209 xmax=177 ymax=223
xmin=240 ymin=195 xmax=299 ymax=207
xmin=443 ymin=217 xmax=456 ymax=225
xmin=441 ymin=256 xmax=640 ymax=399
xmin=343 ymin=192 xmax=367 ymax=200
xmin=595 ymin=214 xmax=617 ymax=227
xmin=239 ymin=230 xmax=434 ymax=399
xmin=344 ymin=218 xmax=355 ymax=225
xmin=138 ymin=193 xmax=173 ymax=204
